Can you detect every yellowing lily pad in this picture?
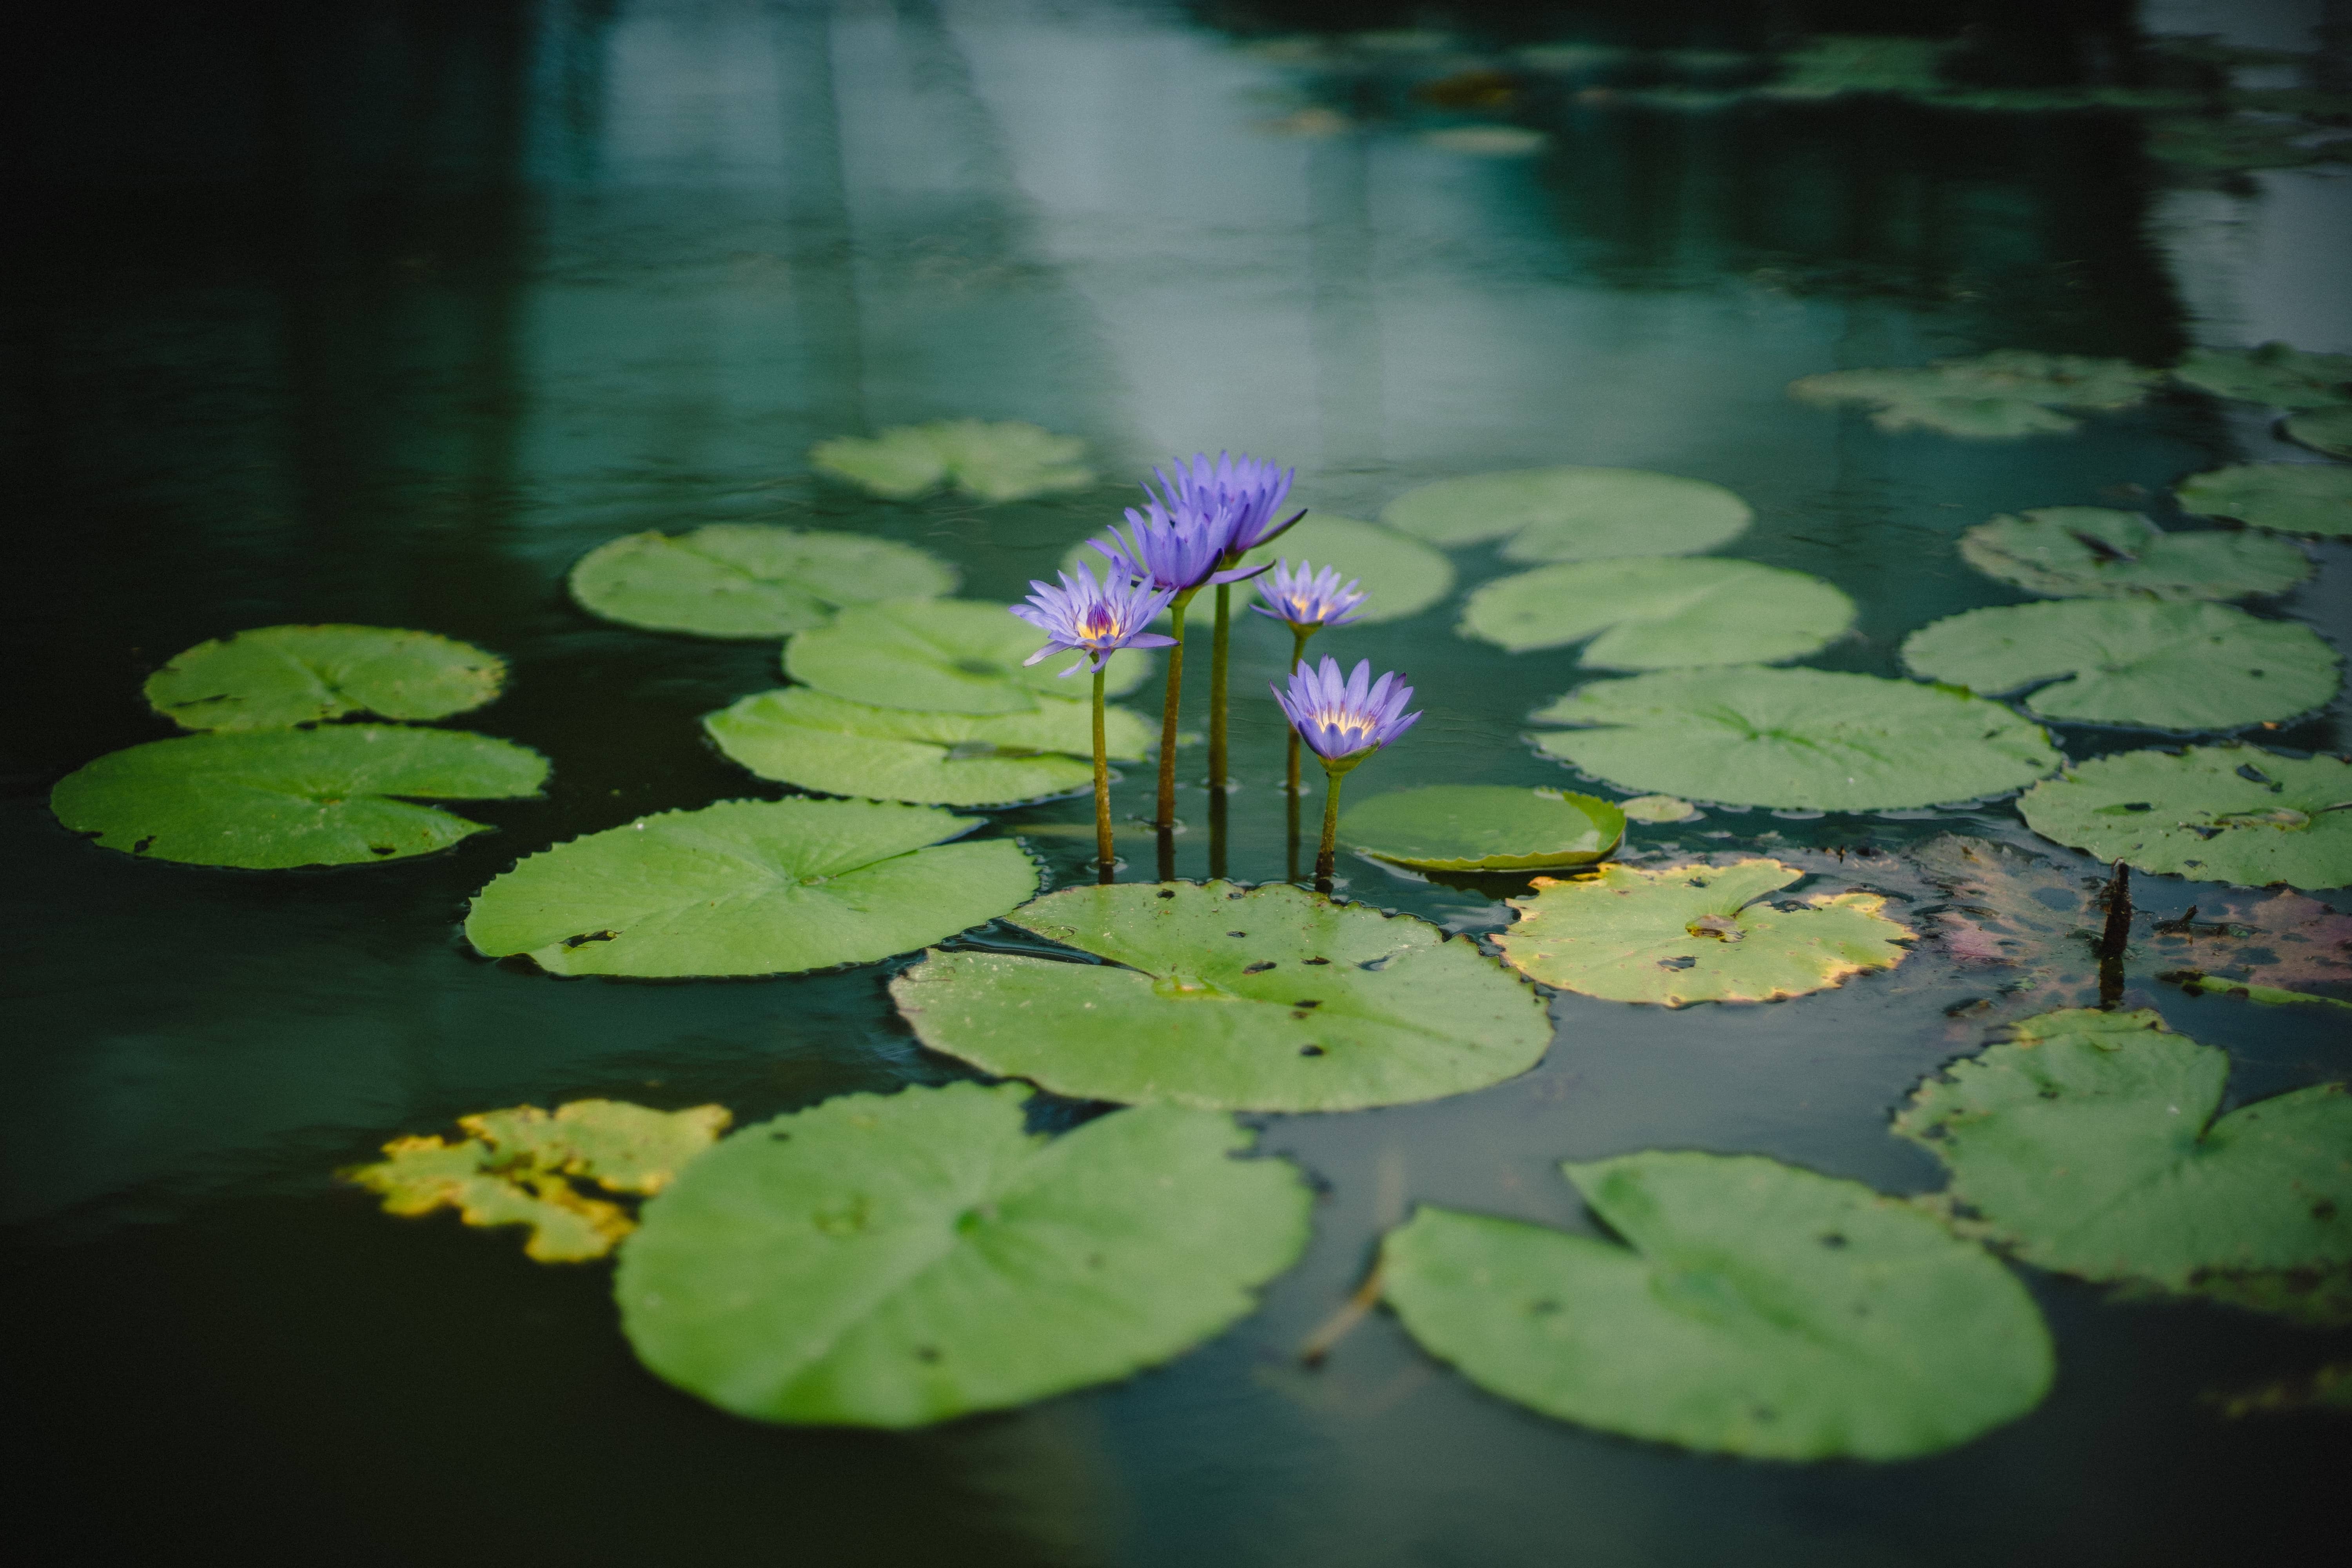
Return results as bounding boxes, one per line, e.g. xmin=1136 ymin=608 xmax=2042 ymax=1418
xmin=143 ymin=624 xmax=506 ymax=732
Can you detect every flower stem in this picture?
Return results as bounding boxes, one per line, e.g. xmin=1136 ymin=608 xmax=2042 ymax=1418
xmin=1317 ymin=769 xmax=1345 ymax=893
xmin=1155 ymin=591 xmax=1193 ymax=830
xmin=1209 ymin=584 xmax=1231 ymax=793
xmin=1285 ymin=625 xmax=1313 ymax=799
xmin=1092 ymin=667 xmax=1113 ymax=882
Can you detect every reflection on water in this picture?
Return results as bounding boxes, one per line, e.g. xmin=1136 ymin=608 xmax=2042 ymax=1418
xmin=6 ymin=1 xmax=2348 ymax=1564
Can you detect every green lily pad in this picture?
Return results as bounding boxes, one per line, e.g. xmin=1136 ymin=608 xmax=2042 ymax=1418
xmin=50 ymin=726 xmax=548 ymax=869
xmin=1459 ymin=557 xmax=1853 ymax=665
xmin=464 ymin=798 xmax=1038 ymax=977
xmin=614 ymin=1083 xmax=1311 ymax=1427
xmin=1619 ymin=794 xmax=1698 ymax=824
xmin=1766 ymin=34 xmax=1949 ymax=98
xmin=1380 ymin=1151 xmax=2053 ymax=1461
xmin=1338 ymin=785 xmax=1624 ymax=871
xmin=142 ymin=624 xmax=506 ymax=732
xmin=2172 ymin=343 xmax=2352 ymax=410
xmin=1895 ymin=1008 xmax=2352 ymax=1301
xmin=809 ymin=421 xmax=1094 ymax=503
xmin=1496 ymin=858 xmax=1911 ymax=1005
xmin=890 ymin=881 xmax=1551 ymax=1112
xmin=706 ymin=688 xmax=1155 ymax=808
xmin=1900 ymin=599 xmax=2339 ymax=730
xmin=786 ymin=599 xmax=1152 ymax=715
xmin=2016 ymin=745 xmax=2352 ymax=889
xmin=1379 ymin=466 xmax=1752 ymax=561
xmin=2146 ymin=115 xmax=2338 ymax=173
xmin=2165 ymin=972 xmax=2352 ymax=1011
xmin=1956 ymin=508 xmax=2310 ymax=601
xmin=2285 ymin=405 xmax=2352 ymax=459
xmin=1789 ymin=351 xmax=2158 ymax=439
xmin=1529 ymin=666 xmax=2060 ymax=811
xmin=2176 ymin=463 xmax=2352 ymax=539
xmin=567 ymin=525 xmax=957 ymax=639
xmin=1236 ymin=514 xmax=1455 ymax=624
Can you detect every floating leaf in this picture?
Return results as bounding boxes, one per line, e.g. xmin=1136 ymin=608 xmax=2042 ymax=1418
xmin=2176 ymin=463 xmax=2352 ymax=539
xmin=50 ymin=726 xmax=547 ymax=869
xmin=567 ymin=525 xmax=956 ymax=639
xmin=705 ymin=688 xmax=1154 ymax=808
xmin=1380 ymin=466 xmax=1752 ymax=560
xmin=1895 ymin=1009 xmax=2352 ymax=1307
xmin=142 ymin=624 xmax=505 ymax=732
xmin=1911 ymin=834 xmax=2103 ymax=991
xmin=614 ymin=1083 xmax=1311 ymax=1427
xmin=786 ymin=599 xmax=1152 ymax=715
xmin=1789 ymin=351 xmax=2158 ymax=439
xmin=2146 ymin=115 xmax=2338 ymax=172
xmin=1900 ymin=599 xmax=2339 ymax=730
xmin=1529 ymin=666 xmax=2060 ymax=811
xmin=464 ymin=798 xmax=1037 ymax=977
xmin=1380 ymin=1151 xmax=2053 ymax=1461
xmin=2165 ymin=972 xmax=2352 ymax=1010
xmin=890 ymin=881 xmax=1550 ymax=1112
xmin=1420 ymin=126 xmax=1547 ymax=155
xmin=2147 ymin=890 xmax=2352 ymax=991
xmin=810 ymin=421 xmax=1094 ymax=503
xmin=1956 ymin=508 xmax=2309 ymax=601
xmin=1619 ymin=794 xmax=1698 ymax=824
xmin=2210 ymin=1362 xmax=2352 ymax=1419
xmin=1459 ymin=557 xmax=1853 ymax=665
xmin=1237 ymin=514 xmax=1455 ymax=624
xmin=2172 ymin=343 xmax=2352 ymax=410
xmin=1766 ymin=34 xmax=1949 ymax=98
xmin=1495 ymin=858 xmax=1910 ymax=1005
xmin=2285 ymin=406 xmax=2352 ymax=460
xmin=1339 ymin=785 xmax=1624 ymax=871
xmin=343 ymin=1100 xmax=729 ymax=1262
xmin=2017 ymin=745 xmax=2352 ymax=889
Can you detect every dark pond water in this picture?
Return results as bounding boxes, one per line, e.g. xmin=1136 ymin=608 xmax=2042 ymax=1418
xmin=7 ymin=1 xmax=2348 ymax=1562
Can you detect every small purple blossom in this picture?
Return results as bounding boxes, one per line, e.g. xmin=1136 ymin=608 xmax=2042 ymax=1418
xmin=1146 ymin=452 xmax=1300 ymax=559
xmin=1010 ymin=561 xmax=1180 ymax=675
xmin=1272 ymin=656 xmax=1420 ymax=765
xmin=1089 ymin=497 xmax=1268 ymax=597
xmin=1252 ymin=561 xmax=1367 ymax=631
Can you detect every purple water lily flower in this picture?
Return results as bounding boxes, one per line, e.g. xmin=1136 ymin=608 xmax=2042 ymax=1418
xmin=1090 ymin=496 xmax=1269 ymax=597
xmin=1253 ymin=561 xmax=1367 ymax=630
xmin=1273 ymin=656 xmax=1420 ymax=766
xmin=1147 ymin=452 xmax=1300 ymax=559
xmin=1011 ymin=561 xmax=1180 ymax=675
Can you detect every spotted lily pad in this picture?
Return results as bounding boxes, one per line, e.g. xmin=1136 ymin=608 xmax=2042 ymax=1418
xmin=2176 ymin=463 xmax=2352 ymax=539
xmin=1789 ymin=351 xmax=2158 ymax=438
xmin=1530 ymin=666 xmax=2060 ymax=811
xmin=50 ymin=726 xmax=548 ymax=869
xmin=143 ymin=624 xmax=506 ymax=732
xmin=2016 ymin=745 xmax=2352 ymax=889
xmin=706 ymin=688 xmax=1154 ymax=808
xmin=464 ymin=798 xmax=1037 ymax=977
xmin=2172 ymin=343 xmax=2352 ymax=410
xmin=786 ymin=599 xmax=1152 ymax=715
xmin=568 ymin=525 xmax=956 ymax=639
xmin=1339 ymin=785 xmax=1624 ymax=871
xmin=2285 ymin=406 xmax=2352 ymax=460
xmin=1380 ymin=1151 xmax=2053 ymax=1461
xmin=810 ymin=421 xmax=1094 ymax=503
xmin=1380 ymin=466 xmax=1752 ymax=561
xmin=1900 ymin=599 xmax=2339 ymax=730
xmin=1956 ymin=508 xmax=2310 ymax=601
xmin=1496 ymin=858 xmax=1910 ymax=1005
xmin=1896 ymin=1009 xmax=2352 ymax=1308
xmin=615 ymin=1083 xmax=1311 ymax=1427
xmin=890 ymin=881 xmax=1551 ymax=1112
xmin=344 ymin=1099 xmax=731 ymax=1262
xmin=1459 ymin=557 xmax=1853 ymax=665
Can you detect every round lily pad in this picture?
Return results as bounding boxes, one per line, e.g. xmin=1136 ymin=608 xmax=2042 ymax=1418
xmin=809 ymin=421 xmax=1094 ymax=504
xmin=2285 ymin=406 xmax=2352 ymax=459
xmin=50 ymin=726 xmax=547 ymax=869
xmin=786 ymin=599 xmax=1152 ymax=715
xmin=1379 ymin=466 xmax=1752 ymax=560
xmin=615 ymin=1083 xmax=1311 ymax=1427
xmin=1529 ymin=666 xmax=2060 ymax=811
xmin=1895 ymin=1008 xmax=2352 ymax=1291
xmin=1496 ymin=858 xmax=1911 ymax=1005
xmin=568 ymin=524 xmax=956 ymax=640
xmin=705 ymin=687 xmax=1154 ymax=808
xmin=2173 ymin=343 xmax=2352 ymax=409
xmin=1339 ymin=785 xmax=1624 ymax=871
xmin=1380 ymin=1151 xmax=2054 ymax=1461
xmin=1619 ymin=794 xmax=1698 ymax=824
xmin=464 ymin=798 xmax=1037 ymax=977
xmin=890 ymin=881 xmax=1552 ymax=1112
xmin=1956 ymin=508 xmax=2310 ymax=601
xmin=1236 ymin=514 xmax=1455 ymax=624
xmin=1900 ymin=599 xmax=2339 ymax=730
xmin=2016 ymin=745 xmax=2352 ymax=889
xmin=1789 ymin=351 xmax=2158 ymax=439
xmin=2176 ymin=463 xmax=2352 ymax=539
xmin=142 ymin=624 xmax=506 ymax=732
xmin=1459 ymin=557 xmax=1854 ymax=665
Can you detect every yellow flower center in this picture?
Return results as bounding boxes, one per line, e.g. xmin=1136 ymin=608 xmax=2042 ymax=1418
xmin=1309 ymin=708 xmax=1375 ymax=747
xmin=1077 ymin=604 xmax=1125 ymax=642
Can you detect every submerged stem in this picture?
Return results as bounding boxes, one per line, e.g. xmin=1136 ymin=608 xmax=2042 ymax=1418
xmin=1155 ymin=592 xmax=1192 ymax=830
xmin=1093 ymin=667 xmax=1113 ymax=881
xmin=1209 ymin=583 xmax=1231 ymax=793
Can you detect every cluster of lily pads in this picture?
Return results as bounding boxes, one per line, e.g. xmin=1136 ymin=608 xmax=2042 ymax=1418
xmin=49 ymin=399 xmax=2352 ymax=1453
